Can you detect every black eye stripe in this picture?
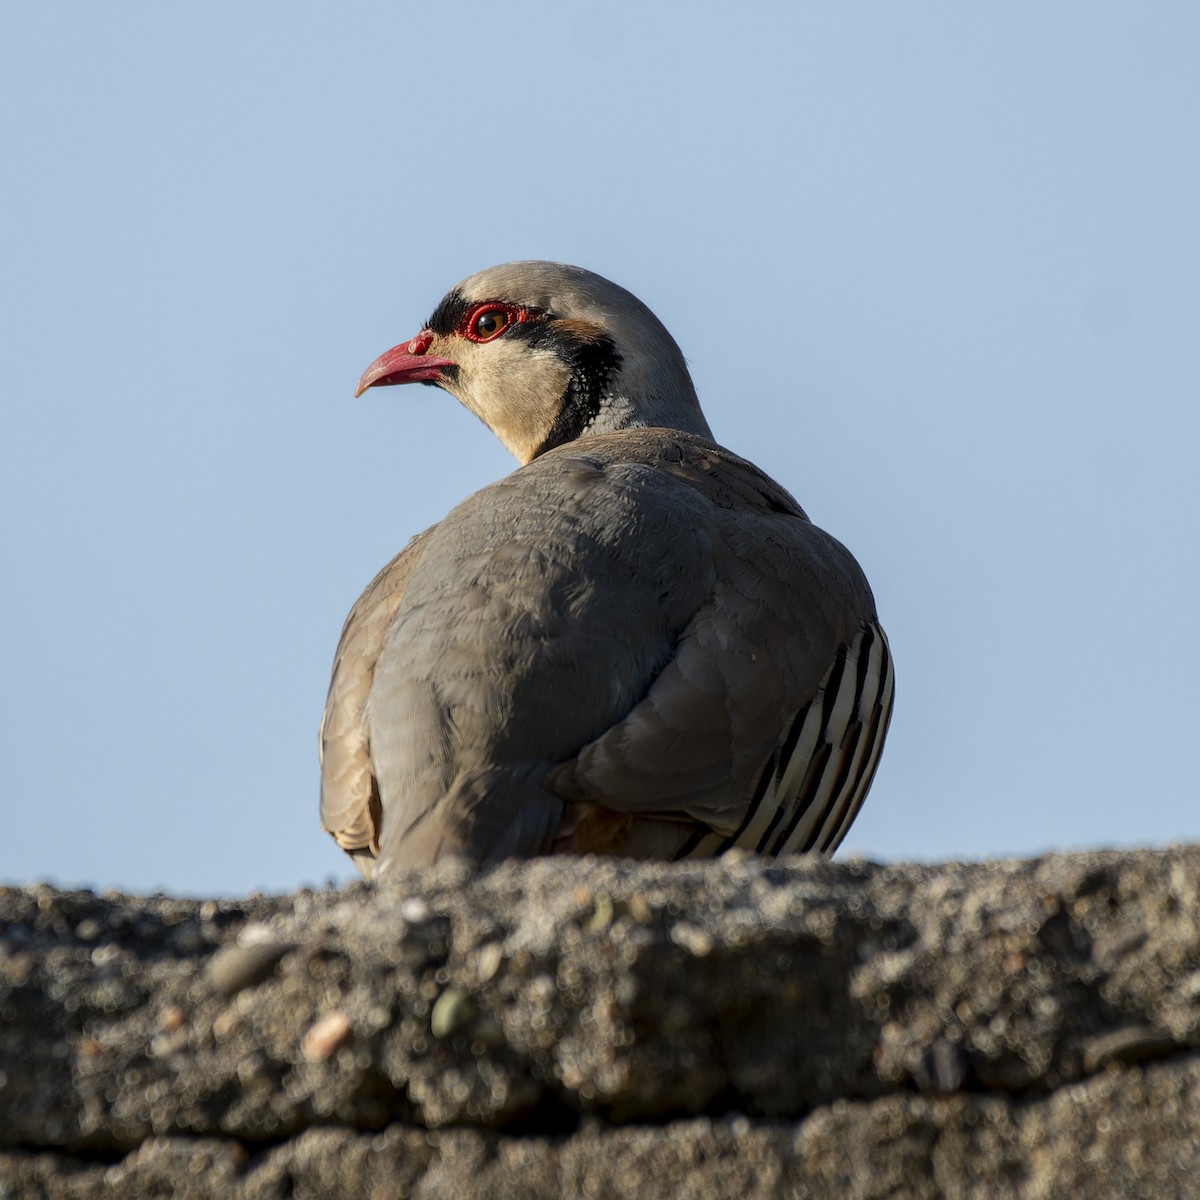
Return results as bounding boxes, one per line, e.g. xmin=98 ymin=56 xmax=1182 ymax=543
xmin=426 ymin=288 xmax=470 ymax=337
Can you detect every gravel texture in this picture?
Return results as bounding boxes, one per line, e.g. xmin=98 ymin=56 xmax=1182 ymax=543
xmin=2 ymin=848 xmax=1200 ymax=1196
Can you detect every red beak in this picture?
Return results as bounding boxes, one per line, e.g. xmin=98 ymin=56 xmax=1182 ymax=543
xmin=355 ymin=331 xmax=455 ymax=397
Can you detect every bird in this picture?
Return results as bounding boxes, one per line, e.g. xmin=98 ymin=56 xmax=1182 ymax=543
xmin=320 ymin=261 xmax=894 ymax=878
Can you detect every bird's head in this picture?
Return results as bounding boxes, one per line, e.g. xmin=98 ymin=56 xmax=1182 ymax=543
xmin=355 ymin=261 xmax=712 ymax=463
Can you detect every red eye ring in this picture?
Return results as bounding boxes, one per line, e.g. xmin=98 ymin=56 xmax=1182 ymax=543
xmin=463 ymin=302 xmax=530 ymax=343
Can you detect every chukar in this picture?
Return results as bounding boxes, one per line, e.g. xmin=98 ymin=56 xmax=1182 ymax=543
xmin=321 ymin=262 xmax=893 ymax=877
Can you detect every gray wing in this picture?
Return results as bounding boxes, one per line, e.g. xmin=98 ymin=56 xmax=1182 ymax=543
xmin=545 ymin=502 xmax=892 ymax=856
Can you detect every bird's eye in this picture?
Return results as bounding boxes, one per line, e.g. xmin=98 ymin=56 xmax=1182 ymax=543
xmin=466 ymin=305 xmax=514 ymax=343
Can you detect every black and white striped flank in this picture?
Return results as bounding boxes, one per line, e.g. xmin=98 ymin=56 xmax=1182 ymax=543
xmin=676 ymin=620 xmax=895 ymax=859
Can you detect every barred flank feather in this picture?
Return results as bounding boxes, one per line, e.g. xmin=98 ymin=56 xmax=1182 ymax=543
xmin=676 ymin=621 xmax=894 ymax=860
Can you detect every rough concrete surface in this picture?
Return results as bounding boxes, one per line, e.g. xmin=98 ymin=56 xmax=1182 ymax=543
xmin=2 ymin=849 xmax=1199 ymax=1197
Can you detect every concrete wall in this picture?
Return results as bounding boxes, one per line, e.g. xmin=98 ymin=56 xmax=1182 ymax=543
xmin=2 ymin=850 xmax=1199 ymax=1197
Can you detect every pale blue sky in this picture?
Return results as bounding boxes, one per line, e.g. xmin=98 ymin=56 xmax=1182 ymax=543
xmin=3 ymin=4 xmax=1197 ymax=896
